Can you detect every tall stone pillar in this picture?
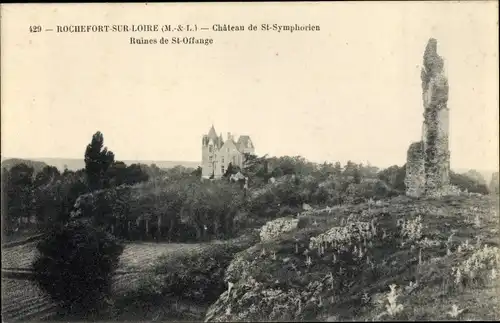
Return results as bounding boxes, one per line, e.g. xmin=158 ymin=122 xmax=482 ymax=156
xmin=421 ymin=38 xmax=450 ymax=196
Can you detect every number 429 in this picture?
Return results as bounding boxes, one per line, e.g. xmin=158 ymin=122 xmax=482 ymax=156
xmin=29 ymin=25 xmax=42 ymax=33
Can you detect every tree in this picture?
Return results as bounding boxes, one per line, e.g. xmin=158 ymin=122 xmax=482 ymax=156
xmin=274 ymin=156 xmax=296 ymax=176
xmin=243 ymin=153 xmax=268 ymax=177
xmin=333 ymin=162 xmax=342 ymax=178
xmin=34 ymin=165 xmax=61 ymax=187
xmin=450 ymin=171 xmax=489 ymax=195
xmin=147 ymin=163 xmax=164 ymax=179
xmin=377 ymin=165 xmax=406 ymax=191
xmin=360 ymin=162 xmax=379 ymax=179
xmin=343 ymin=160 xmax=358 ymax=177
xmin=33 ymin=169 xmax=89 ymax=229
xmin=84 ymin=131 xmax=115 ymax=191
xmin=106 ymin=161 xmax=128 ymax=187
xmin=464 ymin=170 xmax=487 ymax=186
xmin=124 ymin=164 xmax=149 ymax=185
xmin=223 ymin=162 xmax=234 ymax=178
xmin=4 ymin=164 xmax=35 ymax=233
xmin=32 ymin=220 xmax=124 ymax=317
xmin=353 ymin=166 xmax=361 ymax=184
xmin=192 ymin=166 xmax=202 ymax=177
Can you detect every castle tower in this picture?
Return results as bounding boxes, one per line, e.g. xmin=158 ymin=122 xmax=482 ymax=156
xmin=405 ymin=141 xmax=425 ymax=197
xmin=201 ymin=125 xmax=220 ymax=179
xmin=405 ymin=38 xmax=451 ymax=198
xmin=421 ymin=38 xmax=450 ymax=196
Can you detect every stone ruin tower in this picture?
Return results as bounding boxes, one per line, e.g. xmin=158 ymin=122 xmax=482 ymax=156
xmin=405 ymin=141 xmax=425 ymax=197
xmin=405 ymin=38 xmax=450 ymax=197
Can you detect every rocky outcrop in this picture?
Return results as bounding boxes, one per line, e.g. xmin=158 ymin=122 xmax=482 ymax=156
xmin=259 ymin=216 xmax=299 ymax=242
xmin=405 ymin=38 xmax=450 ymax=198
xmin=204 ymin=216 xmax=382 ymax=322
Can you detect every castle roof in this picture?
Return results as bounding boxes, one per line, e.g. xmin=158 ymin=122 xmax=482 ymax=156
xmin=204 ymin=125 xmax=224 ymax=148
xmin=204 ymin=125 xmax=253 ymax=151
xmin=207 ymin=125 xmax=218 ymax=141
xmin=237 ymin=135 xmax=253 ymax=150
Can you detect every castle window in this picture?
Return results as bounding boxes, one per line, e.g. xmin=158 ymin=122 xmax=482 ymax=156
xmin=209 ymin=145 xmax=213 ymax=153
xmin=221 ymin=166 xmax=225 ymax=174
xmin=222 ymin=157 xmax=224 ymax=163
xmin=209 ymin=156 xmax=213 ymax=162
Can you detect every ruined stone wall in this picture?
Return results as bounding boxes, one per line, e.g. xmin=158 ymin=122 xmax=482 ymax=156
xmin=421 ymin=38 xmax=450 ymax=196
xmin=405 ymin=141 xmax=425 ymax=197
xmin=405 ymin=38 xmax=451 ymax=198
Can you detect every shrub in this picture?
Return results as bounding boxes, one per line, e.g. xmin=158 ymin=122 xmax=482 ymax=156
xmin=154 ymin=233 xmax=259 ymax=303
xmin=450 ymin=171 xmax=490 ymax=195
xmin=32 ymin=220 xmax=124 ymax=317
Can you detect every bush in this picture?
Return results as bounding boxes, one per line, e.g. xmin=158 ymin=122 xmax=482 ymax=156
xmin=154 ymin=233 xmax=260 ymax=303
xmin=32 ymin=220 xmax=124 ymax=317
xmin=450 ymin=171 xmax=490 ymax=195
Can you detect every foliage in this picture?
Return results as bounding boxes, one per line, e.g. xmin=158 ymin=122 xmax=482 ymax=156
xmin=162 ymin=165 xmax=196 ymax=180
xmin=70 ymin=178 xmax=246 ymax=242
xmin=153 ymin=241 xmax=257 ymax=303
xmin=32 ymin=220 xmax=124 ymax=317
xmin=450 ymin=171 xmax=490 ymax=195
xmin=377 ymin=164 xmax=406 ymax=192
xmin=106 ymin=161 xmax=150 ymax=186
xmin=1 ymin=158 xmax=48 ymax=174
xmin=34 ymin=166 xmax=61 ymax=187
xmin=463 ymin=170 xmax=487 ymax=186
xmin=2 ymin=133 xmax=152 ymax=237
xmin=2 ymin=164 xmax=36 ymax=234
xmin=33 ymin=169 xmax=89 ymax=229
xmin=224 ymin=162 xmax=241 ymax=178
xmin=192 ymin=166 xmax=202 ymax=177
xmin=84 ymin=131 xmax=115 ymax=190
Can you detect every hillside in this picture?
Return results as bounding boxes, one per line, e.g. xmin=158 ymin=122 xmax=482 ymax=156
xmin=1 ymin=157 xmax=200 ymax=172
xmin=205 ymin=194 xmax=500 ymax=321
xmin=1 ymin=192 xmax=498 ymax=322
xmin=0 ymin=158 xmax=48 ymax=173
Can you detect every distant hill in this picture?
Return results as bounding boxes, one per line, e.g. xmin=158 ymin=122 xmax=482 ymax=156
xmin=1 ymin=157 xmax=200 ymax=172
xmin=1 ymin=158 xmax=48 ymax=174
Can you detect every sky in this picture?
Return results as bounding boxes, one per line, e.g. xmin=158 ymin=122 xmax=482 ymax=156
xmin=1 ymin=2 xmax=498 ymax=171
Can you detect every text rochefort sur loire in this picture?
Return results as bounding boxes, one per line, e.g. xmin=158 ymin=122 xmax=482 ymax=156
xmin=52 ymin=23 xmax=320 ymax=46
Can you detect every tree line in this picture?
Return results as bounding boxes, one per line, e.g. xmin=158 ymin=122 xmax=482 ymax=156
xmin=1 ymin=131 xmax=156 ymax=237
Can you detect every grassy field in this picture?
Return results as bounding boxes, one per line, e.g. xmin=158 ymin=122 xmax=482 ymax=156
xmin=1 ymin=229 xmax=258 ymax=321
xmin=1 ymin=241 xmax=210 ymax=321
xmin=1 ymin=242 xmax=39 ymax=269
xmin=1 ymin=241 xmax=207 ymax=271
xmin=1 ymin=278 xmax=58 ymax=322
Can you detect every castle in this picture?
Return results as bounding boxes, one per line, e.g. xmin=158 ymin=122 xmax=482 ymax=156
xmin=201 ymin=125 xmax=255 ymax=179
